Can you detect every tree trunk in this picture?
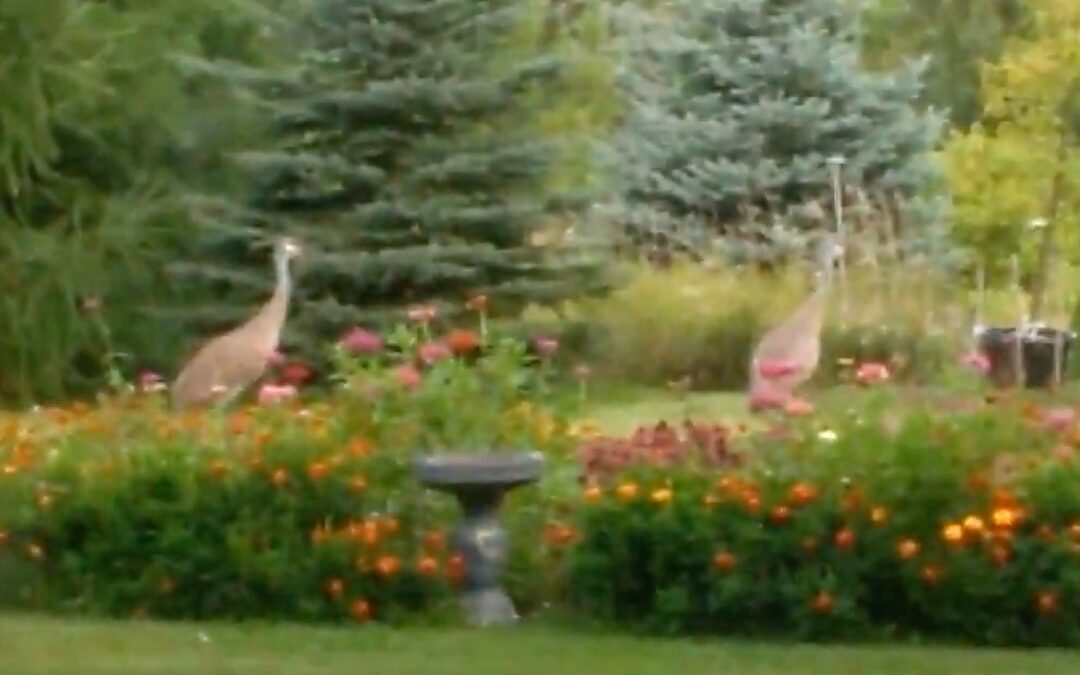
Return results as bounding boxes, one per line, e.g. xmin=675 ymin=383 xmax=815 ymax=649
xmin=1030 ymin=138 xmax=1068 ymax=321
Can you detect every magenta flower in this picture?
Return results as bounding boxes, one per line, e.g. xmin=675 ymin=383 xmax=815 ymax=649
xmin=1042 ymin=407 xmax=1076 ymax=432
xmin=340 ymin=327 xmax=383 ymax=355
xmin=534 ymin=335 xmax=559 ymax=357
xmin=756 ymin=359 xmax=801 ymax=380
xmin=257 ymin=382 xmax=297 ymax=405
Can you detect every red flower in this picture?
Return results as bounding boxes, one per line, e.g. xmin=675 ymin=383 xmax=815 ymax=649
xmin=281 ymin=361 xmax=313 ymax=385
xmin=446 ymin=329 xmax=480 ymax=355
xmin=340 ymin=327 xmax=383 ymax=355
xmin=394 ymin=364 xmax=422 ymax=389
xmin=756 ymin=359 xmax=801 ymax=380
xmin=855 ymin=362 xmax=890 ymax=385
xmin=418 ymin=340 xmax=452 ymax=364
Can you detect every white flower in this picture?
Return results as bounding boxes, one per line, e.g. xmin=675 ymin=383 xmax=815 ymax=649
xmin=817 ymin=429 xmax=838 ymax=443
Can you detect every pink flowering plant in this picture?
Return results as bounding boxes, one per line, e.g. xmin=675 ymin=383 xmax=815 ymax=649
xmin=327 ymin=299 xmax=582 ymax=456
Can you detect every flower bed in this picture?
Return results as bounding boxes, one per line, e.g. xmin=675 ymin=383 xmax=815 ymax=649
xmin=0 ymin=304 xmax=578 ymax=622
xmin=565 ymin=392 xmax=1080 ymax=647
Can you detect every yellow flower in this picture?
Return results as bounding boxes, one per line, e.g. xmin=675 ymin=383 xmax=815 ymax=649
xmin=582 ymin=485 xmax=603 ymax=503
xmin=616 ymin=483 xmax=639 ymax=502
xmin=942 ymin=523 xmax=964 ymax=543
xmin=992 ymin=507 xmax=1018 ymax=529
xmin=650 ymin=487 xmax=673 ymax=505
xmin=870 ymin=506 xmax=889 ymax=525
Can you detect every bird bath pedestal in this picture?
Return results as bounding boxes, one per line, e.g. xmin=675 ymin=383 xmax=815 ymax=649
xmin=977 ymin=326 xmax=1076 ymax=389
xmin=415 ymin=451 xmax=544 ymax=627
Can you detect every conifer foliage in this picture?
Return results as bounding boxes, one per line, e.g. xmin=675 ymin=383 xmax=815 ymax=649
xmin=176 ymin=0 xmax=608 ymax=358
xmin=604 ymin=0 xmax=948 ymax=264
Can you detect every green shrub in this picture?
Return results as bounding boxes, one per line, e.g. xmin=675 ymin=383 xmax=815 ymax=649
xmin=565 ymin=389 xmax=1080 ymax=646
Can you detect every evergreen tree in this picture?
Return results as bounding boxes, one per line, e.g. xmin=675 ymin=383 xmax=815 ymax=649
xmin=603 ymin=0 xmax=950 ymax=266
xmin=174 ymin=0 xmax=610 ymax=360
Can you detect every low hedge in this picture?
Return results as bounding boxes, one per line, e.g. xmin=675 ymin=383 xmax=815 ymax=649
xmin=566 ymin=390 xmax=1080 ymax=646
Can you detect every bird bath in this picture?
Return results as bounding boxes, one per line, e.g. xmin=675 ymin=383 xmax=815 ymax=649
xmin=414 ymin=451 xmax=544 ymax=627
xmin=976 ymin=325 xmax=1076 ymax=389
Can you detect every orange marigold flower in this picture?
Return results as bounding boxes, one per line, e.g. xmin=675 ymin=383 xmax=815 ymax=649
xmin=615 ymin=483 xmax=639 ymax=502
xmin=544 ymin=522 xmax=577 ymax=546
xmin=423 ymin=530 xmax=446 ymax=552
xmin=446 ymin=328 xmax=481 ymax=355
xmin=374 ymin=555 xmax=401 ymax=578
xmin=26 ymin=543 xmax=44 ymax=561
xmin=0 ymin=531 xmax=8 ymax=546
xmin=208 ymin=459 xmax=229 ymax=479
xmin=311 ymin=525 xmax=332 ymax=546
xmin=991 ymin=507 xmax=1019 ymax=529
xmin=834 ymin=528 xmax=856 ymax=551
xmin=348 ymin=475 xmax=368 ymax=493
xmin=650 ymin=487 xmax=673 ymax=505
xmin=349 ymin=598 xmax=373 ymax=622
xmin=346 ymin=438 xmax=374 ymax=457
xmin=942 ymin=523 xmax=964 ymax=543
xmin=897 ymin=538 xmax=920 ymax=560
xmin=417 ymin=556 xmax=439 ymax=576
xmin=962 ymin=515 xmax=985 ymax=533
xmin=271 ymin=468 xmax=289 ymax=487
xmin=810 ymin=591 xmax=834 ymax=615
xmin=769 ymin=505 xmax=792 ymax=525
xmin=788 ymin=481 xmax=817 ymax=507
xmin=920 ymin=564 xmax=944 ymax=586
xmin=380 ymin=517 xmax=400 ymax=536
xmin=307 ymin=462 xmax=330 ymax=481
xmin=1068 ymin=522 xmax=1080 ymax=539
xmin=362 ymin=520 xmax=380 ymax=546
xmin=1035 ymin=590 xmax=1059 ymax=615
xmin=713 ymin=551 xmax=736 ymax=572
xmin=582 ymin=485 xmax=603 ymax=504
xmin=446 ymin=554 xmax=466 ymax=584
xmin=325 ymin=578 xmax=345 ymax=600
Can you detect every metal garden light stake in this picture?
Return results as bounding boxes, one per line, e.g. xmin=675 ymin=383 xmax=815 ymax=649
xmin=826 ymin=155 xmax=848 ymax=323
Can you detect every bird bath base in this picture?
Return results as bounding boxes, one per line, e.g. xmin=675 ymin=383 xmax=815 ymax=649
xmin=977 ymin=326 xmax=1076 ymax=389
xmin=415 ymin=452 xmax=544 ymax=627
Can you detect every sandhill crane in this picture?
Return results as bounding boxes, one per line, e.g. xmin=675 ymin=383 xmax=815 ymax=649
xmin=747 ymin=235 xmax=843 ymax=411
xmin=170 ymin=236 xmax=302 ymax=410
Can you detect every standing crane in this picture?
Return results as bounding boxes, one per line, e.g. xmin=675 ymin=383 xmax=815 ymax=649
xmin=170 ymin=236 xmax=303 ymax=410
xmin=747 ymin=234 xmax=843 ymax=411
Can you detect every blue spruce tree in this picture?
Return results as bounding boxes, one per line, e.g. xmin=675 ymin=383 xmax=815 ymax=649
xmin=171 ymin=0 xmax=609 ymax=360
xmin=603 ymin=0 xmax=950 ymax=266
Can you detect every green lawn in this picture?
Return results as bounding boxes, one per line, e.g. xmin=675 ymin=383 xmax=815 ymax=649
xmin=584 ymin=387 xmax=748 ymax=433
xmin=2 ymin=614 xmax=1079 ymax=675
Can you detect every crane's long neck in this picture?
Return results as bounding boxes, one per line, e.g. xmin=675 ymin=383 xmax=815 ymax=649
xmin=248 ymin=252 xmax=292 ymax=343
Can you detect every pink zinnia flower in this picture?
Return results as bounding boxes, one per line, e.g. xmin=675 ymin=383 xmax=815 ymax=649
xmin=534 ymin=336 xmax=559 ymax=357
xmin=1042 ymin=407 xmax=1076 ymax=432
xmin=257 ymin=382 xmax=297 ymax=405
xmin=138 ymin=371 xmax=165 ymax=392
xmin=394 ymin=364 xmax=422 ymax=390
xmin=407 ymin=304 xmax=437 ymax=324
xmin=756 ymin=359 xmax=801 ymax=380
xmin=418 ymin=340 xmax=452 ymax=364
xmin=961 ymin=350 xmax=991 ymax=375
xmin=854 ymin=362 xmax=890 ymax=386
xmin=281 ymin=362 xmax=313 ymax=386
xmin=340 ymin=327 xmax=383 ymax=355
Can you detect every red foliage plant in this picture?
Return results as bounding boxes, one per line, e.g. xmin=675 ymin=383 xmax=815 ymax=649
xmin=578 ymin=420 xmax=741 ymax=484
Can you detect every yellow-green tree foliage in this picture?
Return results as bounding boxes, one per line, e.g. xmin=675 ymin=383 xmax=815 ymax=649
xmin=941 ymin=0 xmax=1080 ymax=283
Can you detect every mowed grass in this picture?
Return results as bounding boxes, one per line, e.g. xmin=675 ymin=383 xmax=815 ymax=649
xmin=583 ymin=387 xmax=749 ymax=434
xmin=3 ymin=613 xmax=1080 ymax=675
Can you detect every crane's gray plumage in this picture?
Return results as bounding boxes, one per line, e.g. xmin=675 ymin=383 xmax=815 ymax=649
xmin=170 ymin=236 xmax=302 ymax=410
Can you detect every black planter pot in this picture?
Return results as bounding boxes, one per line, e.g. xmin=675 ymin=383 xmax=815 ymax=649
xmin=415 ymin=451 xmax=544 ymax=627
xmin=976 ymin=326 xmax=1076 ymax=389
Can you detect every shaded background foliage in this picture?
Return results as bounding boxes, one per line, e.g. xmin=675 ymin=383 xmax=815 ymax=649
xmin=2 ymin=0 xmax=1077 ymax=404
